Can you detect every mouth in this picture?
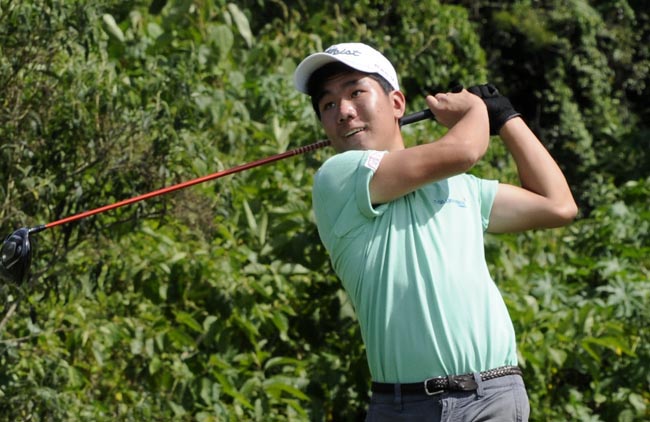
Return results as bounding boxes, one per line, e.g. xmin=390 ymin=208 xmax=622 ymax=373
xmin=344 ymin=127 xmax=366 ymax=138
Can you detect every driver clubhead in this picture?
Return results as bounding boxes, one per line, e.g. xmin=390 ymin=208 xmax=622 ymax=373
xmin=0 ymin=228 xmax=33 ymax=284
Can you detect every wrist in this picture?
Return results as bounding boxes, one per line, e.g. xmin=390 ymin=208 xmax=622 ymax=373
xmin=467 ymin=97 xmax=488 ymax=118
xmin=497 ymin=115 xmax=524 ymax=137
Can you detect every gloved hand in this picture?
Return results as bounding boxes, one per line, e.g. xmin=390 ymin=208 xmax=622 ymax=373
xmin=467 ymin=84 xmax=521 ymax=135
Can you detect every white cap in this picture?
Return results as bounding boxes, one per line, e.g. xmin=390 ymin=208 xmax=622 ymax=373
xmin=293 ymin=42 xmax=399 ymax=94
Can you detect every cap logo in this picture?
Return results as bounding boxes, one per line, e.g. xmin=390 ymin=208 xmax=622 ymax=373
xmin=325 ymin=47 xmax=362 ymax=57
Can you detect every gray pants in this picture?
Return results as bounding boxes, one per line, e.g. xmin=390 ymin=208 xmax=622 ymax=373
xmin=366 ymin=374 xmax=530 ymax=422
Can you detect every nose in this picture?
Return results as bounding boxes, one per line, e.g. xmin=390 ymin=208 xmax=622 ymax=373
xmin=337 ymin=99 xmax=356 ymax=123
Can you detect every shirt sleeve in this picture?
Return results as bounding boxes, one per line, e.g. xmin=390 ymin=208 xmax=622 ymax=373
xmin=312 ymin=150 xmax=386 ymax=247
xmin=475 ymin=176 xmax=499 ymax=231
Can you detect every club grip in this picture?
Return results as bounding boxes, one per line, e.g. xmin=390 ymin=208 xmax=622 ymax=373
xmin=399 ymin=109 xmax=434 ymax=127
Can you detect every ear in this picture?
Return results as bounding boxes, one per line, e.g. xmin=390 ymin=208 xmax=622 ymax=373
xmin=390 ymin=90 xmax=406 ymax=120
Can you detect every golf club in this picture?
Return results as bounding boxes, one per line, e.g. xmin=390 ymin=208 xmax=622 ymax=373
xmin=0 ymin=108 xmax=435 ymax=285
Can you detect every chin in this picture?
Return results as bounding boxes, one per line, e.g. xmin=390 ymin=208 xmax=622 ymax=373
xmin=342 ymin=141 xmax=369 ymax=152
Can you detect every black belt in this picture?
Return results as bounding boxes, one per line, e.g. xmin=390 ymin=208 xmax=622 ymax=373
xmin=371 ymin=365 xmax=523 ymax=396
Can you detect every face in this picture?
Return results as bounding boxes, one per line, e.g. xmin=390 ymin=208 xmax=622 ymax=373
xmin=316 ymin=71 xmax=405 ymax=153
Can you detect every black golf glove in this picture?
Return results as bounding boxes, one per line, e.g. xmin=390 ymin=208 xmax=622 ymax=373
xmin=467 ymin=84 xmax=521 ymax=135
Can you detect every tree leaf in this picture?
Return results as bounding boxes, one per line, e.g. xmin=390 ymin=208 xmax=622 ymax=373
xmin=101 ymin=14 xmax=125 ymax=42
xmin=175 ymin=311 xmax=203 ymax=333
xmin=226 ymin=3 xmax=253 ymax=47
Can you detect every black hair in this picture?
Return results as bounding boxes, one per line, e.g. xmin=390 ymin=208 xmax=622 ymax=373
xmin=307 ymin=62 xmax=394 ymax=119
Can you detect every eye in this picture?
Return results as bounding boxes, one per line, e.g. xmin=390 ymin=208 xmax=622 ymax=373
xmin=351 ymin=89 xmax=362 ymax=98
xmin=321 ymin=101 xmax=335 ymax=112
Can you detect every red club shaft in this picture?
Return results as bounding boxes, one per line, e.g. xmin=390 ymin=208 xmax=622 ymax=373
xmin=29 ymin=139 xmax=331 ymax=234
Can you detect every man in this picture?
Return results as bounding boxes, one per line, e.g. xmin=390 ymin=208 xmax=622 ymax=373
xmin=293 ymin=42 xmax=577 ymax=421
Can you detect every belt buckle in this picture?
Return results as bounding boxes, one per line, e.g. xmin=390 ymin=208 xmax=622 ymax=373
xmin=447 ymin=374 xmax=478 ymax=391
xmin=424 ymin=378 xmax=444 ymax=396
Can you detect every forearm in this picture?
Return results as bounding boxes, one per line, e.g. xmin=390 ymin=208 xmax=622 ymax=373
xmin=370 ymin=94 xmax=489 ymax=205
xmin=499 ymin=117 xmax=577 ymax=212
xmin=442 ymin=105 xmax=490 ymax=161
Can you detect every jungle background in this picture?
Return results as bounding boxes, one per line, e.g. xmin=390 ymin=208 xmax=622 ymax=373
xmin=1 ymin=0 xmax=649 ymax=420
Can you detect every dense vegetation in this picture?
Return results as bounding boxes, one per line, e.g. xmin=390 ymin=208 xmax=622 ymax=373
xmin=1 ymin=0 xmax=648 ymax=420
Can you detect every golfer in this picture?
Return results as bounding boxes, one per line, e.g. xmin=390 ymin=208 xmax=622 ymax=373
xmin=294 ymin=42 xmax=577 ymax=421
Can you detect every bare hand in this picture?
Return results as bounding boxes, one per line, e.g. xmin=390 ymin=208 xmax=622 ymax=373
xmin=425 ymin=89 xmax=486 ymax=129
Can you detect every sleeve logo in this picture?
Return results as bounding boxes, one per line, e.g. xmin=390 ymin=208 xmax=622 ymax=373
xmin=364 ymin=151 xmax=384 ymax=172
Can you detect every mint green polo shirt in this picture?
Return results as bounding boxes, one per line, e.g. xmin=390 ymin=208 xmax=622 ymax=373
xmin=312 ymin=149 xmax=518 ymax=383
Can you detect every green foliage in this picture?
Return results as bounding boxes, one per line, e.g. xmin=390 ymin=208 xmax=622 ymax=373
xmin=488 ymin=176 xmax=650 ymax=421
xmin=460 ymin=0 xmax=650 ymax=212
xmin=1 ymin=0 xmax=648 ymax=420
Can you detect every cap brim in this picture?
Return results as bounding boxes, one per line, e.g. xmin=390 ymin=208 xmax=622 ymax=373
xmin=293 ymin=53 xmax=343 ymax=94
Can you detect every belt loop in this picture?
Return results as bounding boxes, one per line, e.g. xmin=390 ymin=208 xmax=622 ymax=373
xmin=393 ymin=383 xmax=403 ymax=411
xmin=473 ymin=372 xmax=485 ymax=398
